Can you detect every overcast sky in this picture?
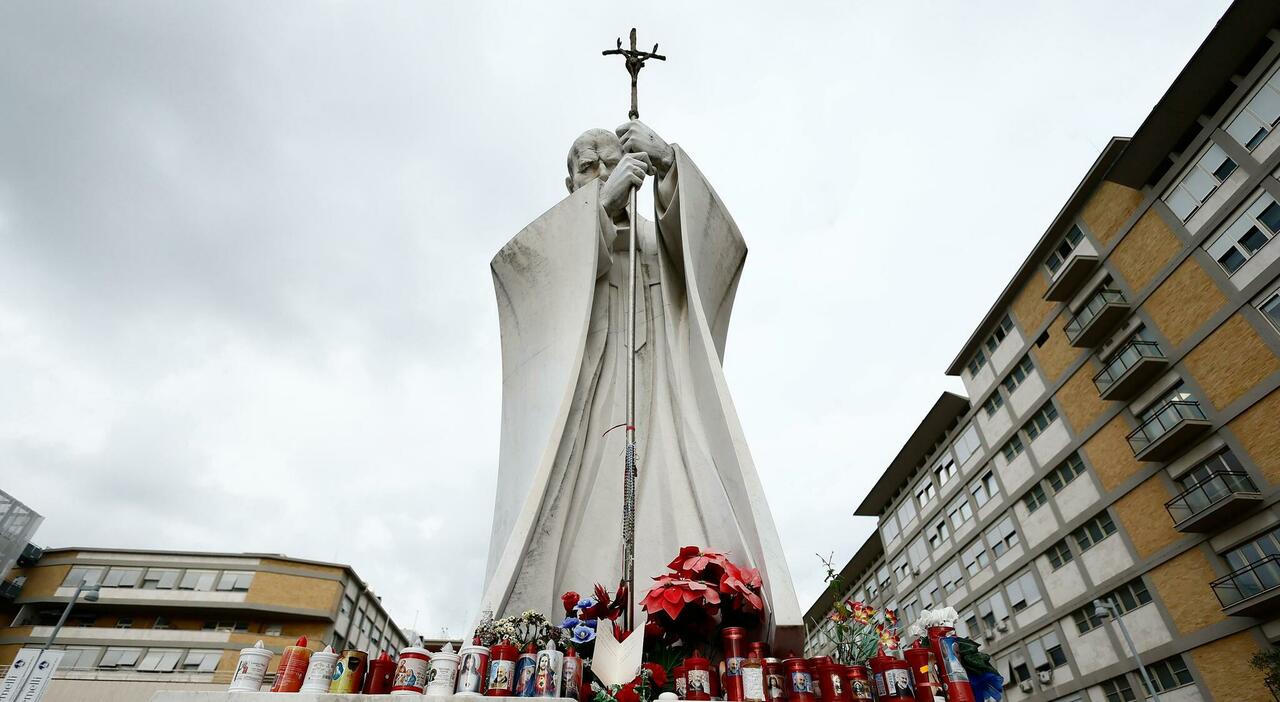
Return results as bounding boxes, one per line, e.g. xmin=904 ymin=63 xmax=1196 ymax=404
xmin=1 ymin=1 xmax=1231 ymax=638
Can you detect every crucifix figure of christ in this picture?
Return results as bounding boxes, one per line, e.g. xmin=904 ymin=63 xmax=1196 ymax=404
xmin=481 ymin=28 xmax=802 ymax=650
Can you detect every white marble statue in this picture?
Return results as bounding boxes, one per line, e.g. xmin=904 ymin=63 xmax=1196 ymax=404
xmin=482 ymin=121 xmax=800 ymax=646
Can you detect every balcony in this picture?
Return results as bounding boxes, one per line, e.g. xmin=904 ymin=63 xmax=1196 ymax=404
xmin=1165 ymin=471 xmax=1262 ymax=532
xmin=1065 ymin=289 xmax=1130 ymax=347
xmin=0 ymin=578 xmax=23 ymax=601
xmin=1126 ymin=400 xmax=1212 ymax=462
xmin=1044 ymin=254 xmax=1100 ymax=302
xmin=1093 ymin=340 xmax=1169 ymax=401
xmin=1212 ymin=555 xmax=1280 ymax=617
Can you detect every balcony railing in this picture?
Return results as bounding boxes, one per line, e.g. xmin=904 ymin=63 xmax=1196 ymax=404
xmin=1065 ymin=289 xmax=1129 ymax=346
xmin=1044 ymin=253 xmax=1100 ymax=302
xmin=1093 ymin=340 xmax=1168 ymax=400
xmin=1126 ymin=400 xmax=1212 ymax=461
xmin=1212 ymin=554 xmax=1280 ymax=614
xmin=1165 ymin=471 xmax=1261 ymax=531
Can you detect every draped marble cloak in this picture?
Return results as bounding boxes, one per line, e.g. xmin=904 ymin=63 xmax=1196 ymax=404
xmin=483 ymin=146 xmax=800 ymax=647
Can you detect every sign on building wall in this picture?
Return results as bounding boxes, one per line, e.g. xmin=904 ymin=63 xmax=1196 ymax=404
xmin=0 ymin=648 xmax=64 ymax=702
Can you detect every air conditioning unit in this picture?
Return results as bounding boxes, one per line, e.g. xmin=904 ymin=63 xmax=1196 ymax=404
xmin=1019 ymin=681 xmax=1033 ymax=693
xmin=983 ymin=630 xmax=995 ymax=641
xmin=911 ymin=566 xmax=920 ymax=575
xmin=996 ymin=621 xmax=1010 ymax=632
xmin=1038 ymin=669 xmax=1053 ymax=685
xmin=17 ymin=543 xmax=42 ymax=568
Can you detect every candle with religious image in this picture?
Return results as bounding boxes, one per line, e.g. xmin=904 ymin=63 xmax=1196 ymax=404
xmin=426 ymin=642 xmax=461 ymax=696
xmin=269 ymin=636 xmax=312 ymax=693
xmin=742 ymin=652 xmax=765 ymax=702
xmin=561 ymin=646 xmax=585 ymax=701
xmin=391 ymin=645 xmax=431 ymax=696
xmin=532 ymin=642 xmax=564 ymax=698
xmin=721 ymin=627 xmax=746 ymax=701
xmin=673 ymin=663 xmax=688 ymax=698
xmin=457 ymin=643 xmax=491 ymax=696
xmin=330 ymin=649 xmax=368 ymax=693
xmin=684 ymin=651 xmax=712 ymax=702
xmin=299 ymin=646 xmax=338 ymax=693
xmin=486 ymin=640 xmax=519 ymax=697
xmin=763 ymin=658 xmax=786 ymax=702
xmin=513 ymin=643 xmax=538 ymax=697
xmin=843 ymin=665 xmax=873 ymax=702
xmin=227 ymin=640 xmax=272 ymax=692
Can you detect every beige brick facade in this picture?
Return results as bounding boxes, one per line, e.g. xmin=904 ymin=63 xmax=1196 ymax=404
xmin=1184 ymin=314 xmax=1280 ymax=411
xmin=1055 ymin=363 xmax=1109 ymax=434
xmin=1011 ymin=272 xmax=1056 ymax=336
xmin=1229 ymin=388 xmax=1280 ymax=486
xmin=1189 ymin=630 xmax=1271 ymax=702
xmin=245 ymin=572 xmax=342 ymax=613
xmin=1109 ymin=209 xmax=1181 ymax=293
xmin=1080 ymin=181 xmax=1143 ymax=245
xmin=1113 ymin=477 xmax=1181 ymax=558
xmin=1144 ymin=259 xmax=1226 ymax=348
xmin=1147 ymin=547 xmax=1226 ymax=635
xmin=1030 ymin=316 xmax=1077 ymax=383
xmin=1082 ymin=415 xmax=1142 ymax=491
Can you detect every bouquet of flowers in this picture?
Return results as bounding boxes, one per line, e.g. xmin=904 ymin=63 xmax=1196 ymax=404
xmin=560 ymin=583 xmax=628 ymax=655
xmin=810 ymin=554 xmax=901 ymax=664
xmin=640 ymin=546 xmax=766 ymax=650
xmin=590 ymin=662 xmax=668 ymax=702
xmin=475 ymin=609 xmax=563 ymax=649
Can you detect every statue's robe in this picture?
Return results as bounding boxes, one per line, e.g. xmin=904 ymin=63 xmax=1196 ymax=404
xmin=483 ymin=146 xmax=801 ymax=647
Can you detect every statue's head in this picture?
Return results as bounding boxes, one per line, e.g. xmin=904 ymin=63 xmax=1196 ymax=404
xmin=565 ymin=128 xmax=623 ymax=194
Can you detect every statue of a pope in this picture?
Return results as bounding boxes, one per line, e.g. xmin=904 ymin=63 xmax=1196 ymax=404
xmin=482 ymin=121 xmax=800 ymax=645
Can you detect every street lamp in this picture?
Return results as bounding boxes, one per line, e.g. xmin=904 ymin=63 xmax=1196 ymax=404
xmin=10 ymin=580 xmax=101 ymax=696
xmin=1093 ymin=598 xmax=1161 ymax=702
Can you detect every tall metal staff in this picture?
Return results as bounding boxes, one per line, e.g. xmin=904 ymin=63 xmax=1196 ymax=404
xmin=602 ymin=29 xmax=664 ymax=632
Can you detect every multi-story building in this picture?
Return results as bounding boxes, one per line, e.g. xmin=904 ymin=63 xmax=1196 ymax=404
xmin=808 ymin=2 xmax=1280 ymax=701
xmin=0 ymin=547 xmax=410 ymax=700
xmin=0 ymin=490 xmax=42 ymax=581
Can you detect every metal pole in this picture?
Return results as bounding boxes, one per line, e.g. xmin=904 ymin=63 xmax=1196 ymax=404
xmin=5 ymin=581 xmax=89 ymax=701
xmin=622 ymin=184 xmax=639 ymax=633
xmin=1097 ymin=598 xmax=1161 ymax=702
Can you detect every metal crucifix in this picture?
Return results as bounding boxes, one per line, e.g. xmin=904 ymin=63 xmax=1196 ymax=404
xmin=601 ymin=28 xmax=665 ymax=633
xmin=603 ymin=28 xmax=666 ymax=120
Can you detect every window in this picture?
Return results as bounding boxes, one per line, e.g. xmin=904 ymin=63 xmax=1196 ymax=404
xmin=1001 ymin=355 xmax=1035 ymax=394
xmin=1141 ymin=656 xmax=1194 ymax=694
xmin=137 ymin=649 xmax=184 ymax=673
xmin=1072 ymin=578 xmax=1153 ymax=634
xmin=115 ymin=618 xmax=133 ymax=629
xmin=982 ymin=392 xmax=1004 ymax=417
xmin=901 ymin=599 xmax=919 ymax=623
xmin=1205 ymin=192 xmax=1280 ymax=275
xmin=1045 ymin=539 xmax=1074 ymax=570
xmin=1028 ymin=630 xmax=1068 ymax=670
xmin=60 ymin=647 xmax=101 ymax=670
xmin=153 ymin=617 xmax=171 ymax=630
xmin=881 ymin=513 xmax=900 ymax=543
xmin=183 ymin=650 xmax=221 ymax=673
xmin=935 ymin=458 xmax=958 ymax=487
xmin=927 ymin=520 xmax=950 ymax=550
xmin=940 ymin=560 xmax=964 ymax=594
xmin=947 ymin=496 xmax=973 ymax=529
xmin=1071 ymin=512 xmax=1117 ymax=552
xmin=1177 ymin=449 xmax=1245 ymax=491
xmin=908 ymin=535 xmax=929 ymax=567
xmin=101 ymin=568 xmax=143 ymax=588
xmin=1225 ymin=526 xmax=1280 ymax=571
xmin=1226 ymin=65 xmax=1280 ymax=150
xmin=895 ymin=495 xmax=918 ymax=528
xmin=179 ymin=570 xmax=218 ymax=592
xmin=1047 ymin=453 xmax=1086 ymax=492
xmin=970 ymin=471 xmax=999 ymax=507
xmin=98 ymin=647 xmax=143 ymax=669
xmin=142 ymin=568 xmax=180 ymax=590
xmin=1023 ymin=402 xmax=1059 ymax=440
xmin=1022 ymin=483 xmax=1048 ymax=513
xmin=984 ymin=315 xmax=1015 ymax=353
xmin=977 ymin=591 xmax=1009 ymax=631
xmin=962 ymin=540 xmax=990 ymax=577
xmin=1003 ymin=652 xmax=1031 ymax=685
xmin=918 ymin=578 xmax=941 ymax=609
xmin=877 ymin=565 xmax=892 ymax=591
xmin=61 ymin=566 xmax=105 ymax=588
xmin=1006 ymin=571 xmax=1041 ymax=612
xmin=1165 ymin=143 xmax=1239 ymax=221
xmin=203 ymin=621 xmax=249 ymax=633
xmin=1101 ymin=676 xmax=1137 ymax=702
xmin=893 ymin=556 xmax=911 ymax=582
xmin=953 ymin=425 xmax=981 ymax=464
xmin=915 ymin=478 xmax=937 ymax=508
xmin=985 ymin=514 xmax=1019 ymax=558
xmin=1261 ymin=290 xmax=1280 ymax=333
xmin=216 ymin=571 xmax=254 ymax=592
xmin=1045 ymin=225 xmax=1085 ymax=275
xmin=1000 ymin=435 xmax=1024 ymax=463
xmin=967 ymin=349 xmax=988 ymax=376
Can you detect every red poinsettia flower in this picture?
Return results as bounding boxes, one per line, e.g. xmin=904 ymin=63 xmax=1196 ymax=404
xmin=718 ymin=566 xmax=764 ymax=613
xmin=615 ymin=681 xmax=640 ymax=702
xmin=609 ymin=582 xmax=628 ymax=621
xmin=562 ymin=590 xmax=581 ymax=615
xmin=667 ymin=547 xmax=736 ymax=579
xmin=642 ymin=662 xmax=668 ymax=688
xmin=644 ymin=619 xmax=664 ymax=639
xmin=641 ymin=575 xmax=721 ymax=620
